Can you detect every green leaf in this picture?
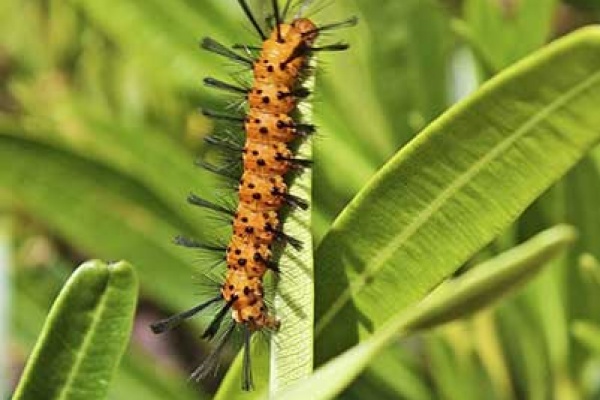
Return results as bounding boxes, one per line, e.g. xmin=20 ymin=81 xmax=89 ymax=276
xmin=12 ymin=260 xmax=138 ymax=400
xmin=423 ymin=330 xmax=487 ymax=400
xmin=278 ymin=224 xmax=575 ymax=400
xmin=10 ymin=260 xmax=201 ymax=400
xmin=516 ymin=255 xmax=576 ymax=399
xmin=69 ymin=0 xmax=236 ymax=90
xmin=496 ymin=305 xmax=551 ymax=400
xmin=0 ymin=216 xmax=10 ymax=399
xmin=563 ymin=0 xmax=600 ymax=12
xmin=0 ymin=135 xmax=195 ymax=312
xmin=314 ymin=27 xmax=600 ymax=364
xmin=344 ymin=345 xmax=432 ymax=400
xmin=0 ymin=108 xmax=209 ymax=235
xmin=469 ymin=312 xmax=516 ymax=400
xmin=313 ymin=0 xmax=453 ymax=235
xmin=410 ymin=225 xmax=576 ymax=330
xmin=565 ymin=158 xmax=600 ymax=329
xmin=572 ymin=321 xmax=600 ymax=355
xmin=215 ymin=61 xmax=317 ymax=400
xmin=579 ymin=253 xmax=600 ymax=287
xmin=462 ymin=0 xmax=557 ymax=73
xmin=269 ymin=73 xmax=315 ymax=393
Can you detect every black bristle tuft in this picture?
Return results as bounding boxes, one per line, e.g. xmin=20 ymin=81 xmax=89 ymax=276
xmin=196 ymin=160 xmax=239 ymax=181
xmin=200 ymin=37 xmax=254 ymax=66
xmin=232 ymin=44 xmax=262 ymax=51
xmin=188 ymin=194 xmax=236 ymax=216
xmin=150 ymin=295 xmax=223 ymax=334
xmin=273 ymin=229 xmax=303 ymax=251
xmin=293 ymin=87 xmax=311 ymax=98
xmin=205 ymin=135 xmax=244 ymax=152
xmin=237 ymin=0 xmax=267 ymax=40
xmin=303 ymin=16 xmax=359 ymax=37
xmin=200 ymin=108 xmax=245 ymax=123
xmin=272 ymin=0 xmax=282 ymax=42
xmin=282 ymin=193 xmax=309 ymax=210
xmin=201 ymin=299 xmax=235 ymax=339
xmin=311 ymin=42 xmax=350 ymax=52
xmin=203 ymin=77 xmax=248 ymax=95
xmin=266 ymin=261 xmax=280 ymax=273
xmin=242 ymin=326 xmax=254 ymax=391
xmin=191 ymin=322 xmax=236 ymax=381
xmin=295 ymin=123 xmax=316 ymax=136
xmin=282 ymin=0 xmax=293 ymax=20
xmin=173 ymin=235 xmax=227 ymax=252
xmin=281 ymin=157 xmax=312 ymax=169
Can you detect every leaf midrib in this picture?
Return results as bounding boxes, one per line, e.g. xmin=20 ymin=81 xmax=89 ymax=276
xmin=56 ymin=274 xmax=111 ymax=400
xmin=315 ymin=68 xmax=600 ymax=336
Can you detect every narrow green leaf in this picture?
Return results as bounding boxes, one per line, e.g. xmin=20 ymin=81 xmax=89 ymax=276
xmin=424 ymin=330 xmax=486 ymax=400
xmin=579 ymin=253 xmax=600 ymax=287
xmin=518 ymin=255 xmax=577 ymax=400
xmin=215 ymin=60 xmax=316 ymax=400
xmin=0 ymin=135 xmax=196 ymax=313
xmin=572 ymin=321 xmax=600 ymax=355
xmin=409 ymin=225 xmax=576 ymax=330
xmin=13 ymin=260 xmax=138 ymax=400
xmin=70 ymin=0 xmax=235 ymax=90
xmin=0 ymin=216 xmax=10 ymax=399
xmin=463 ymin=0 xmax=557 ymax=72
xmin=565 ymin=158 xmax=600 ymax=323
xmin=471 ymin=313 xmax=515 ymax=400
xmin=404 ymin=0 xmax=452 ymax=127
xmin=0 ymin=109 xmax=209 ymax=234
xmin=314 ymin=0 xmax=453 ymax=233
xmin=269 ymin=73 xmax=315 ymax=393
xmin=344 ymin=345 xmax=432 ymax=400
xmin=496 ymin=305 xmax=551 ymax=400
xmin=315 ymin=27 xmax=600 ymax=363
xmin=10 ymin=261 xmax=200 ymax=400
xmin=563 ymin=0 xmax=600 ymax=12
xmin=278 ymin=224 xmax=575 ymax=400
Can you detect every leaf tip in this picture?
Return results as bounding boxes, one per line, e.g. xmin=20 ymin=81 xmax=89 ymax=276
xmin=544 ymin=224 xmax=578 ymax=245
xmin=107 ymin=260 xmax=138 ymax=288
xmin=562 ymin=25 xmax=600 ymax=52
xmin=69 ymin=259 xmax=110 ymax=287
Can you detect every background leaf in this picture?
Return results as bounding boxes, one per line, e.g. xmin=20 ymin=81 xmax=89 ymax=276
xmin=462 ymin=0 xmax=558 ymax=73
xmin=0 ymin=217 xmax=9 ymax=398
xmin=0 ymin=133 xmax=197 ymax=311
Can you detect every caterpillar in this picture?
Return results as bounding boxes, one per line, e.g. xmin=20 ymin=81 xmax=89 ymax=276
xmin=150 ymin=0 xmax=356 ymax=390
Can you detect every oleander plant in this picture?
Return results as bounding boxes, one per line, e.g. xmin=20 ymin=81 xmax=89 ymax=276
xmin=2 ymin=0 xmax=600 ymax=399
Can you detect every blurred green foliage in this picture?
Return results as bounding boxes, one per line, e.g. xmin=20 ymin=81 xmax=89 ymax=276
xmin=2 ymin=0 xmax=600 ymax=399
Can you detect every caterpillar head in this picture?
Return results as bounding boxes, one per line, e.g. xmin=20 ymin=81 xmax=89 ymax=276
xmin=292 ymin=18 xmax=319 ymax=45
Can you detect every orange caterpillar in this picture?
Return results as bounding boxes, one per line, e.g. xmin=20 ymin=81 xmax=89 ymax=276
xmin=151 ymin=0 xmax=355 ymax=390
